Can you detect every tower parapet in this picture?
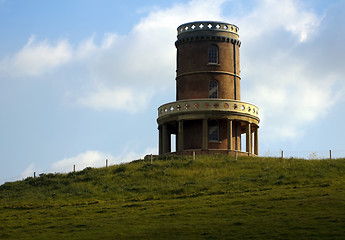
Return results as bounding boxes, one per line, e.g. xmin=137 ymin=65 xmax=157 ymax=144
xmin=177 ymin=21 xmax=239 ymax=38
xmin=176 ymin=21 xmax=241 ymax=47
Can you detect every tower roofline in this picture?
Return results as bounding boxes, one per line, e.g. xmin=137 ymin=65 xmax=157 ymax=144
xmin=177 ymin=21 xmax=239 ymax=39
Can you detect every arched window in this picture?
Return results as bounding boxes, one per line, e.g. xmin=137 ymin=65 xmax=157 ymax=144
xmin=209 ymin=119 xmax=219 ymax=141
xmin=209 ymin=80 xmax=218 ymax=98
xmin=208 ymin=45 xmax=219 ymax=64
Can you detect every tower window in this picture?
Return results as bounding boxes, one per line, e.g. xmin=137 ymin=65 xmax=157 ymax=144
xmin=209 ymin=119 xmax=219 ymax=141
xmin=208 ymin=45 xmax=219 ymax=64
xmin=209 ymin=80 xmax=218 ymax=98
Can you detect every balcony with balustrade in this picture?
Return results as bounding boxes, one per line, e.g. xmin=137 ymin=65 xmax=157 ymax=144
xmin=158 ymin=99 xmax=259 ymax=124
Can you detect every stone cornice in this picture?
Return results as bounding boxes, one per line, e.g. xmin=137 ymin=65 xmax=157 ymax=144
xmin=176 ymin=70 xmax=241 ymax=80
xmin=175 ymin=36 xmax=241 ymax=47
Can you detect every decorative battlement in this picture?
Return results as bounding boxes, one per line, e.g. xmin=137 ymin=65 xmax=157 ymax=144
xmin=177 ymin=21 xmax=239 ymax=38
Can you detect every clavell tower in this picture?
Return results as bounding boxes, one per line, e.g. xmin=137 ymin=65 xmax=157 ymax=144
xmin=157 ymin=21 xmax=260 ymax=156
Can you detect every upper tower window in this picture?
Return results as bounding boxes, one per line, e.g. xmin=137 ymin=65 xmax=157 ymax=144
xmin=209 ymin=80 xmax=218 ymax=98
xmin=208 ymin=45 xmax=219 ymax=64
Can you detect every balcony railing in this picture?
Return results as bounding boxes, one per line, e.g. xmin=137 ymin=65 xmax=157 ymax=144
xmin=158 ymin=99 xmax=259 ymax=119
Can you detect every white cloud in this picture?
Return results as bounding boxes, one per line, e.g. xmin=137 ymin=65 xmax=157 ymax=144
xmin=235 ymin=0 xmax=321 ymax=42
xmin=0 ymin=0 xmax=230 ymax=114
xmin=17 ymin=148 xmax=158 ymax=180
xmin=52 ymin=151 xmax=109 ymax=173
xmin=51 ymin=148 xmax=157 ymax=173
xmin=21 ymin=163 xmax=36 ymax=179
xmin=1 ymin=0 xmax=344 ymax=141
xmin=0 ymin=36 xmax=72 ymax=78
xmin=232 ymin=0 xmax=345 ymax=142
xmin=76 ymin=87 xmax=154 ymax=113
xmin=68 ymin=0 xmax=231 ymax=112
xmin=75 ymin=33 xmax=119 ymax=60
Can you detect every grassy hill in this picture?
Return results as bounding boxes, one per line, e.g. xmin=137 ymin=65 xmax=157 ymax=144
xmin=1 ymin=155 xmax=345 ymax=239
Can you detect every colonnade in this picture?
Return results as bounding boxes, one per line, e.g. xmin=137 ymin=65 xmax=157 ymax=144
xmin=159 ymin=119 xmax=259 ymax=155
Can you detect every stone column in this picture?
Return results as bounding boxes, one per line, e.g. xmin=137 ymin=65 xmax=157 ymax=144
xmin=177 ymin=120 xmax=184 ymax=152
xmin=227 ymin=120 xmax=233 ymax=150
xmin=246 ymin=122 xmax=252 ymax=154
xmin=162 ymin=124 xmax=170 ymax=154
xmin=254 ymin=126 xmax=259 ymax=155
xmin=234 ymin=121 xmax=239 ymax=151
xmin=167 ymin=133 xmax=171 ymax=153
xmin=159 ymin=125 xmax=163 ymax=155
xmin=202 ymin=119 xmax=208 ymax=150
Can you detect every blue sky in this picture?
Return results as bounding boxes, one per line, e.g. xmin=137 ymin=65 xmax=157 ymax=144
xmin=1 ymin=0 xmax=345 ymax=184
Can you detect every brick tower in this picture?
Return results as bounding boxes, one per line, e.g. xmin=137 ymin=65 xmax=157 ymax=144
xmin=157 ymin=21 xmax=260 ymax=156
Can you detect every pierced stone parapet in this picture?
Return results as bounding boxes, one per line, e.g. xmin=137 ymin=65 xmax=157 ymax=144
xmin=177 ymin=21 xmax=239 ymax=37
xmin=157 ymin=99 xmax=259 ymax=122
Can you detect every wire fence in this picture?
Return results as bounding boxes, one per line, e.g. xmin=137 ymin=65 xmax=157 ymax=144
xmin=262 ymin=149 xmax=345 ymax=160
xmin=1 ymin=151 xmax=345 ymax=185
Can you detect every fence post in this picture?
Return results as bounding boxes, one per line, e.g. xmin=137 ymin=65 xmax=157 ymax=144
xmin=106 ymin=159 xmax=108 ymax=168
xmin=281 ymin=150 xmax=284 ymax=159
xmin=330 ymin=150 xmax=332 ymax=160
xmin=192 ymin=151 xmax=195 ymax=160
xmin=150 ymin=154 xmax=153 ymax=164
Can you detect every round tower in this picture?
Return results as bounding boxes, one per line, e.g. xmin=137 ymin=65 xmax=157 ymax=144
xmin=157 ymin=21 xmax=260 ymax=156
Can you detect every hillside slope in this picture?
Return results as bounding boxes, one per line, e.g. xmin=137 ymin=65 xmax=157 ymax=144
xmin=1 ymin=155 xmax=345 ymax=239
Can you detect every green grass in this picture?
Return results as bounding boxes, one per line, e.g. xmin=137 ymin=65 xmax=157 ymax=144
xmin=1 ymin=155 xmax=345 ymax=239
